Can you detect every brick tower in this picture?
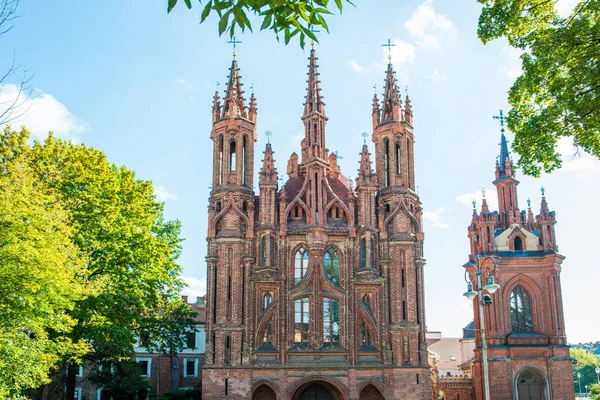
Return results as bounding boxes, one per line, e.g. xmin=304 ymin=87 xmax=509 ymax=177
xmin=202 ymin=50 xmax=431 ymax=400
xmin=465 ymin=127 xmax=574 ymax=399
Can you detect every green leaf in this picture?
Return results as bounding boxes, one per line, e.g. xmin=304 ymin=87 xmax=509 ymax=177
xmin=334 ymin=0 xmax=343 ymax=13
xmin=260 ymin=12 xmax=273 ymax=30
xmin=167 ymin=0 xmax=178 ymax=13
xmin=184 ymin=0 xmax=192 ymax=9
xmin=201 ymin=0 xmax=212 ymax=23
xmin=300 ymin=32 xmax=306 ymax=49
xmin=218 ymin=10 xmax=231 ymax=35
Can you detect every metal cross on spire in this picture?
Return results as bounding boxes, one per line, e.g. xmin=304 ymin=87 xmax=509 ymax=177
xmin=308 ymin=25 xmax=320 ymax=48
xmin=382 ymin=39 xmax=396 ymax=62
xmin=227 ymin=36 xmax=242 ymax=58
xmin=334 ymin=150 xmax=343 ymax=160
xmin=361 ymin=132 xmax=369 ymax=145
xmin=216 ymin=81 xmax=220 ymax=91
xmin=493 ymin=109 xmax=507 ymax=133
xmin=264 ymin=130 xmax=272 ymax=143
xmin=373 ymin=84 xmax=377 ymax=95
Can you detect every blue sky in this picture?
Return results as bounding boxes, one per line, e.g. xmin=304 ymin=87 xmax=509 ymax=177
xmin=2 ymin=0 xmax=598 ymax=343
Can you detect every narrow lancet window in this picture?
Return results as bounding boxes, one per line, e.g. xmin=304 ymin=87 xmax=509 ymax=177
xmin=294 ymin=297 xmax=310 ymax=343
xmin=229 ymin=141 xmax=237 ymax=172
xmin=511 ymin=285 xmax=533 ymax=332
xmin=294 ymin=248 xmax=309 ymax=284
xmin=323 ymin=297 xmax=340 ymax=344
xmin=324 ymin=248 xmax=340 ymax=284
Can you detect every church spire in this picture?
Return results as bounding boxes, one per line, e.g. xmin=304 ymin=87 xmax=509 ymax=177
xmin=259 ymin=142 xmax=277 ymax=182
xmin=301 ymin=48 xmax=328 ymax=162
xmin=381 ymin=62 xmax=402 ymax=122
xmin=303 ymin=49 xmax=325 ymax=117
xmin=212 ymin=89 xmax=221 ymax=123
xmin=221 ymin=59 xmax=247 ymax=119
xmin=372 ymin=91 xmax=381 ymax=130
xmin=356 ymin=144 xmax=377 ymax=186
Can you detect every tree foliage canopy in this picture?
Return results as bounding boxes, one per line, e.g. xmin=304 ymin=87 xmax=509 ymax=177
xmin=478 ymin=0 xmax=600 ymax=176
xmin=167 ymin=0 xmax=353 ymax=47
xmin=0 ymin=127 xmax=90 ymax=398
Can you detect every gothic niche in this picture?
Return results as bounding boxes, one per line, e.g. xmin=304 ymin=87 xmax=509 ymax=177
xmin=288 ymin=203 xmax=308 ymax=226
xmin=326 ymin=203 xmax=348 ymax=227
xmin=216 ymin=208 xmax=247 ymax=239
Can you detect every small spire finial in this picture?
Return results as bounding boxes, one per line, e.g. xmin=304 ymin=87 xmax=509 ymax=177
xmin=405 ymin=86 xmax=409 ymax=96
xmin=541 ymin=186 xmax=545 ymax=196
xmin=482 ymin=187 xmax=486 ymax=198
xmin=527 ymin=198 xmax=531 ymax=207
xmin=493 ymin=109 xmax=507 ymax=133
xmin=216 ymin=81 xmax=220 ymax=91
xmin=308 ymin=25 xmax=320 ymax=48
xmin=361 ymin=132 xmax=368 ymax=145
xmin=250 ymin=83 xmax=254 ymax=94
xmin=472 ymin=199 xmax=476 ymax=209
xmin=373 ymin=84 xmax=377 ymax=95
xmin=227 ymin=36 xmax=242 ymax=58
xmin=382 ymin=39 xmax=396 ymax=62
xmin=334 ymin=150 xmax=343 ymax=161
xmin=265 ymin=130 xmax=272 ymax=143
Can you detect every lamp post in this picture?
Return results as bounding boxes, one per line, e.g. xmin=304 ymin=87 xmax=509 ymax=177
xmin=577 ymin=372 xmax=582 ymax=395
xmin=585 ymin=384 xmax=588 ymax=397
xmin=463 ymin=255 xmax=499 ymax=400
xmin=596 ymin=366 xmax=600 ymax=385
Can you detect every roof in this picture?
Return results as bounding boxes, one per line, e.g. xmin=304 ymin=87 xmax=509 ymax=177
xmin=280 ymin=175 xmax=305 ymax=202
xmin=327 ymin=174 xmax=351 ymax=204
xmin=463 ymin=321 xmax=475 ymax=339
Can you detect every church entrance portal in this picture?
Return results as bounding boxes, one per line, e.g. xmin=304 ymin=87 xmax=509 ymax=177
xmin=292 ymin=381 xmax=341 ymax=400
xmin=252 ymin=384 xmax=277 ymax=400
xmin=517 ymin=370 xmax=545 ymax=400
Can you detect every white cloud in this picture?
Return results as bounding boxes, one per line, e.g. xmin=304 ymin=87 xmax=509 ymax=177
xmin=383 ymin=40 xmax=417 ymax=66
xmin=0 ymin=84 xmax=87 ymax=141
xmin=154 ymin=185 xmax=177 ymax=202
xmin=181 ymin=276 xmax=207 ymax=299
xmin=424 ymin=69 xmax=445 ymax=83
xmin=405 ymin=0 xmax=456 ymax=49
xmin=556 ymin=137 xmax=599 ymax=178
xmin=456 ymin=187 xmax=499 ymax=211
xmin=291 ymin=131 xmax=304 ymax=144
xmin=423 ymin=207 xmax=449 ymax=229
xmin=347 ymin=59 xmax=364 ymax=73
xmin=497 ymin=64 xmax=521 ymax=79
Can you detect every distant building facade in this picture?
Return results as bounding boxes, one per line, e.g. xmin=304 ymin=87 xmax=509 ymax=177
xmin=202 ymin=49 xmax=431 ymax=399
xmin=464 ymin=130 xmax=574 ymax=399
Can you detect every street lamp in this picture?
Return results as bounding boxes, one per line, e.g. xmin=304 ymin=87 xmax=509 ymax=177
xmin=463 ymin=255 xmax=499 ymax=400
xmin=577 ymin=372 xmax=582 ymax=395
xmin=596 ymin=366 xmax=600 ymax=385
xmin=585 ymin=384 xmax=588 ymax=397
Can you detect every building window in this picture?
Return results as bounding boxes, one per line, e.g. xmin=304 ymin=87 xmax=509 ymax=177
xmin=197 ymin=325 xmax=206 ymax=353
xmin=294 ymin=248 xmax=309 ymax=284
xmin=514 ymin=236 xmax=523 ymax=251
xmin=269 ymin=237 xmax=275 ymax=266
xmin=396 ymin=143 xmax=401 ymax=175
xmin=73 ymin=388 xmax=82 ymax=400
xmin=263 ymin=293 xmax=273 ymax=309
xmin=362 ymin=294 xmax=371 ymax=310
xmin=186 ymin=332 xmax=196 ymax=349
xmin=97 ymin=388 xmax=110 ymax=400
xmin=218 ymin=136 xmax=223 ymax=186
xmin=511 ymin=285 xmax=533 ymax=332
xmin=184 ymin=358 xmax=198 ymax=377
xmin=261 ymin=236 xmax=267 ymax=266
xmin=383 ymin=138 xmax=390 ymax=187
xmin=75 ymin=365 xmax=83 ymax=377
xmin=323 ymin=297 xmax=340 ymax=344
xmin=263 ymin=319 xmax=273 ymax=343
xmin=369 ymin=237 xmax=375 ymax=269
xmin=361 ymin=238 xmax=367 ymax=269
xmin=294 ymin=297 xmax=310 ymax=343
xmin=136 ymin=358 xmax=151 ymax=377
xmin=224 ymin=336 xmax=231 ymax=365
xmin=242 ymin=136 xmax=247 ymax=185
xmin=361 ymin=321 xmax=370 ymax=345
xmin=229 ymin=141 xmax=237 ymax=171
xmin=324 ymin=248 xmax=340 ymax=284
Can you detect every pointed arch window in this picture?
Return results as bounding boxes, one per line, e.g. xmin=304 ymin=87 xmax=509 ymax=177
xmin=242 ymin=136 xmax=247 ymax=185
xmin=511 ymin=285 xmax=533 ymax=332
xmin=263 ymin=293 xmax=272 ymax=310
xmin=269 ymin=237 xmax=275 ymax=266
xmin=324 ymin=248 xmax=340 ymax=284
xmin=370 ymin=237 xmax=375 ymax=269
xmin=294 ymin=297 xmax=310 ymax=343
xmin=514 ymin=236 xmax=523 ymax=252
xmin=263 ymin=319 xmax=273 ymax=343
xmin=224 ymin=335 xmax=231 ymax=365
xmin=361 ymin=321 xmax=370 ymax=345
xmin=229 ymin=141 xmax=237 ymax=172
xmin=361 ymin=238 xmax=367 ymax=269
xmin=323 ymin=297 xmax=340 ymax=344
xmin=294 ymin=248 xmax=309 ymax=284
xmin=361 ymin=294 xmax=371 ymax=310
xmin=396 ymin=142 xmax=401 ymax=175
xmin=383 ymin=138 xmax=390 ymax=187
xmin=260 ymin=237 xmax=267 ymax=266
xmin=218 ymin=136 xmax=224 ymax=185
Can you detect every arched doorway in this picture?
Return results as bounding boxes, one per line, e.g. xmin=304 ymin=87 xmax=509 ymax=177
xmin=517 ymin=370 xmax=545 ymax=400
xmin=359 ymin=384 xmax=384 ymax=400
xmin=253 ymin=384 xmax=277 ymax=400
xmin=292 ymin=381 xmax=342 ymax=400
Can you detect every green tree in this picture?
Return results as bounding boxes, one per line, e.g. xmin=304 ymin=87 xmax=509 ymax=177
xmin=0 ymin=128 xmax=186 ymax=398
xmin=142 ymin=298 xmax=199 ymax=391
xmin=86 ymin=359 xmax=150 ymax=400
xmin=167 ymin=0 xmax=354 ymax=47
xmin=0 ymin=127 xmax=89 ymax=398
xmin=571 ymin=348 xmax=600 ymax=393
xmin=477 ymin=0 xmax=600 ymax=176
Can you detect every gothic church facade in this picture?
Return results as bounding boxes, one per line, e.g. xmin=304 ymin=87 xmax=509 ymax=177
xmin=202 ymin=49 xmax=431 ymax=399
xmin=465 ymin=131 xmax=574 ymax=399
